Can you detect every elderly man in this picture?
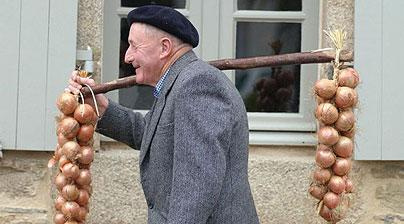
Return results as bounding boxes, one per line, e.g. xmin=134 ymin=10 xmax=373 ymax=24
xmin=69 ymin=5 xmax=259 ymax=224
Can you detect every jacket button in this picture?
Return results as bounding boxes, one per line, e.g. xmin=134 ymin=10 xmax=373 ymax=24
xmin=148 ymin=203 xmax=154 ymax=209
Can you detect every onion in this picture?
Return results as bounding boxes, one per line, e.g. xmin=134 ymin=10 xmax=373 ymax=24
xmin=77 ymin=206 xmax=88 ymax=222
xmin=323 ymin=192 xmax=340 ymax=209
xmin=56 ymin=92 xmax=78 ymax=115
xmin=77 ymin=124 xmax=94 ymax=143
xmin=61 ymin=201 xmax=80 ymax=219
xmin=316 ymin=96 xmax=328 ymax=105
xmin=58 ymin=155 xmax=70 ymax=170
xmin=58 ymin=117 xmax=80 ymax=139
xmin=318 ymin=126 xmax=339 ymax=146
xmin=64 ymin=221 xmax=79 ymax=224
xmin=261 ymin=77 xmax=277 ymax=95
xmin=333 ymin=136 xmax=354 ymax=158
xmin=55 ymin=113 xmax=68 ymax=123
xmin=309 ymin=185 xmax=327 ymax=200
xmin=334 ymin=196 xmax=349 ymax=221
xmin=319 ymin=205 xmax=332 ymax=222
xmin=78 ymin=138 xmax=94 ymax=147
xmin=335 ymin=87 xmax=358 ymax=109
xmin=338 ymin=67 xmax=360 ymax=88
xmin=79 ymin=163 xmax=91 ymax=169
xmin=315 ymin=103 xmax=339 ymax=125
xmin=341 ymin=126 xmax=356 ymax=138
xmin=55 ymin=173 xmax=68 ymax=191
xmin=345 ymin=178 xmax=354 ymax=193
xmin=275 ymin=71 xmax=295 ymax=88
xmin=47 ymin=157 xmax=57 ymax=168
xmin=78 ymin=146 xmax=94 ymax=165
xmin=74 ymin=104 xmax=96 ymax=124
xmin=317 ymin=144 xmax=331 ymax=151
xmin=76 ymin=169 xmax=92 ymax=186
xmin=352 ymin=88 xmax=359 ymax=106
xmin=62 ymin=163 xmax=80 ymax=179
xmin=54 ymin=144 xmax=62 ymax=161
xmin=313 ymin=168 xmax=332 ymax=184
xmin=332 ymin=158 xmax=352 ymax=176
xmin=55 ymin=195 xmax=66 ymax=211
xmin=328 ymin=175 xmax=346 ymax=194
xmin=62 ymin=184 xmax=80 ymax=201
xmin=62 ymin=141 xmax=80 ymax=161
xmin=80 ymin=185 xmax=93 ymax=196
xmin=77 ymin=189 xmax=90 ymax=206
xmin=54 ymin=212 xmax=65 ymax=224
xmin=91 ymin=112 xmax=99 ymax=126
xmin=335 ymin=110 xmax=355 ymax=132
xmin=57 ymin=133 xmax=71 ymax=147
xmin=49 ymin=144 xmax=63 ymax=168
xmin=315 ymin=147 xmax=336 ymax=168
xmin=314 ymin=79 xmax=337 ymax=99
xmin=275 ymin=87 xmax=292 ymax=103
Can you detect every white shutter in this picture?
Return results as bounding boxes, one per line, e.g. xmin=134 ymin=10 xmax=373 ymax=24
xmin=355 ymin=0 xmax=404 ymax=160
xmin=0 ymin=0 xmax=78 ymax=150
xmin=0 ymin=0 xmax=21 ymax=150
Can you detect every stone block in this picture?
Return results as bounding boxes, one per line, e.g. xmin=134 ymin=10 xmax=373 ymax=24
xmin=376 ymin=183 xmax=404 ymax=213
xmin=0 ymin=152 xmax=49 ymax=199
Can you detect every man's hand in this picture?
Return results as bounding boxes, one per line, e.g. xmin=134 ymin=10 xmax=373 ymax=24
xmin=67 ymin=71 xmax=109 ymax=117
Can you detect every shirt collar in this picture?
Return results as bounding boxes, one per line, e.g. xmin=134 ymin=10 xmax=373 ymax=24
xmin=153 ymin=68 xmax=170 ymax=98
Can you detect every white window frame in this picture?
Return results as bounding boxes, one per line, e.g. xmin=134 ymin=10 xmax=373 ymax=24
xmin=102 ymin=0 xmax=320 ymax=145
xmin=218 ymin=0 xmax=319 ymax=145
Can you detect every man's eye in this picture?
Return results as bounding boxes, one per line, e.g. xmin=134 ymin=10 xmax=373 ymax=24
xmin=129 ymin=44 xmax=137 ymax=51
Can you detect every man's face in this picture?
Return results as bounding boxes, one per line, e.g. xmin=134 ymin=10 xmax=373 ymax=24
xmin=125 ymin=23 xmax=163 ymax=86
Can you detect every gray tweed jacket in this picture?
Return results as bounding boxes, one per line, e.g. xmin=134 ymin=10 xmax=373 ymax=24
xmin=97 ymin=50 xmax=259 ymax=224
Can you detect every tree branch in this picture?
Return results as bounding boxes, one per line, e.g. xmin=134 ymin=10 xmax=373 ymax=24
xmin=81 ymin=50 xmax=353 ymax=97
xmin=209 ymin=50 xmax=353 ymax=70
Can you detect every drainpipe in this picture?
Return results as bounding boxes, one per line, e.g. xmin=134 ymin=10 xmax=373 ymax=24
xmin=0 ymin=141 xmax=3 ymax=159
xmin=76 ymin=46 xmax=94 ymax=73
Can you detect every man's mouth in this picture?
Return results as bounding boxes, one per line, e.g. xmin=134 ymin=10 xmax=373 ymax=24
xmin=133 ymin=65 xmax=140 ymax=74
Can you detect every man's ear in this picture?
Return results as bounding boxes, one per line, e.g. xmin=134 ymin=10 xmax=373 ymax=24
xmin=160 ymin=37 xmax=172 ymax=59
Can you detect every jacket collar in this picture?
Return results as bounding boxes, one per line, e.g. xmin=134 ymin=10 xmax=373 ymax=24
xmin=139 ymin=50 xmax=198 ymax=165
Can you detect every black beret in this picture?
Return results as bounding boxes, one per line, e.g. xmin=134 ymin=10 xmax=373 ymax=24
xmin=127 ymin=5 xmax=199 ymax=48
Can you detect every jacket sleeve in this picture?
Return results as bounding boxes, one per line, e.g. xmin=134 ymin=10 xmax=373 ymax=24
xmin=96 ymin=99 xmax=146 ymax=150
xmin=167 ymin=71 xmax=233 ymax=223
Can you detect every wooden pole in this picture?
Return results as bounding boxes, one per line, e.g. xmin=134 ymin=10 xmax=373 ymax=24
xmin=81 ymin=50 xmax=353 ymax=97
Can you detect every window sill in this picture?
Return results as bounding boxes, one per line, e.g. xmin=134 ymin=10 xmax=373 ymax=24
xmin=249 ymin=131 xmax=316 ymax=146
xmin=101 ymin=131 xmax=317 ymax=146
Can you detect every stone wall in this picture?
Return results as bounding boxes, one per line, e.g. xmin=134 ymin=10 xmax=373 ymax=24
xmin=76 ymin=0 xmax=103 ymax=84
xmin=2 ymin=144 xmax=404 ymax=223
xmin=2 ymin=0 xmax=404 ymax=224
xmin=0 ymin=151 xmax=51 ymax=224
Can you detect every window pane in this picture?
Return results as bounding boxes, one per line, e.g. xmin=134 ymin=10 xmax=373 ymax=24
xmin=119 ymin=18 xmax=154 ymax=110
xmin=238 ymin=0 xmax=301 ymax=11
xmin=121 ymin=0 xmax=186 ymax=8
xmin=235 ymin=22 xmax=301 ymax=113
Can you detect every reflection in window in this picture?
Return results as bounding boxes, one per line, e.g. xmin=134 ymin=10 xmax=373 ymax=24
xmin=121 ymin=0 xmax=186 ymax=8
xmin=236 ymin=22 xmax=301 ymax=113
xmin=119 ymin=18 xmax=154 ymax=110
xmin=237 ymin=0 xmax=301 ymax=11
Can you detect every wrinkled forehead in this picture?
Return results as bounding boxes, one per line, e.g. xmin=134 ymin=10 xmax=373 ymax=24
xmin=128 ymin=23 xmax=147 ymax=42
xmin=129 ymin=23 xmax=163 ymax=45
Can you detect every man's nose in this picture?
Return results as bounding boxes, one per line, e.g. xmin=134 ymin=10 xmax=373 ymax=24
xmin=124 ymin=50 xmax=133 ymax=64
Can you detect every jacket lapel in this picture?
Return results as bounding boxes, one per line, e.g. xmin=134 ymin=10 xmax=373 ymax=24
xmin=139 ymin=50 xmax=198 ymax=165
